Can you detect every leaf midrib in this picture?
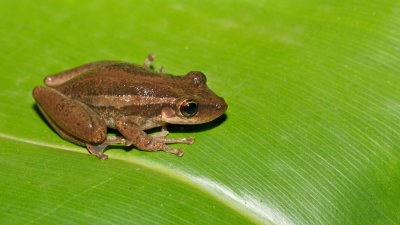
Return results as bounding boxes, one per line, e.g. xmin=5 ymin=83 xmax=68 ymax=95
xmin=0 ymin=132 xmax=268 ymax=225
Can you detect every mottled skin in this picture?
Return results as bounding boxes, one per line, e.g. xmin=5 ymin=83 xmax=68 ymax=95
xmin=32 ymin=55 xmax=227 ymax=160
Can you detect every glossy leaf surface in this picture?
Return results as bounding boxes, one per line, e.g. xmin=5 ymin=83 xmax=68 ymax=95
xmin=1 ymin=0 xmax=399 ymax=224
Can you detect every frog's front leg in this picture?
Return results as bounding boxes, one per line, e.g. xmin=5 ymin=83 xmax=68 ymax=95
xmin=115 ymin=117 xmax=194 ymax=156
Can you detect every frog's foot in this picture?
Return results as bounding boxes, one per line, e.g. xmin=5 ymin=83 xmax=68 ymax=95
xmin=159 ymin=145 xmax=185 ymax=157
xmin=116 ymin=118 xmax=192 ymax=157
xmin=124 ymin=137 xmax=187 ymax=157
xmin=123 ymin=134 xmax=194 ymax=157
xmin=143 ymin=53 xmax=155 ymax=68
xmin=143 ymin=53 xmax=165 ymax=73
xmin=153 ymin=134 xmax=194 ymax=156
xmin=158 ymin=66 xmax=165 ymax=73
xmin=87 ymin=144 xmax=108 ymax=160
xmin=86 ymin=136 xmax=126 ymax=160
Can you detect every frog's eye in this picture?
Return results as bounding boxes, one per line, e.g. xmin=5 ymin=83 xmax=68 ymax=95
xmin=186 ymin=71 xmax=207 ymax=86
xmin=180 ymin=100 xmax=198 ymax=117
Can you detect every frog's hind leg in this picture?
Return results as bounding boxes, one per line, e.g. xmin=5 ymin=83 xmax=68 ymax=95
xmin=44 ymin=61 xmax=118 ymax=87
xmin=86 ymin=136 xmax=126 ymax=160
xmin=33 ymin=86 xmax=119 ymax=159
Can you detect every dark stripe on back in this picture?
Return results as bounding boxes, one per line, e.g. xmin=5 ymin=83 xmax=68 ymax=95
xmin=91 ymin=103 xmax=175 ymax=118
xmin=55 ymin=63 xmax=185 ymax=98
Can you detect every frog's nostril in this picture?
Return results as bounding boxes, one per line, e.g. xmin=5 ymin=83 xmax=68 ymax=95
xmin=215 ymin=101 xmax=227 ymax=111
xmin=216 ymin=97 xmax=227 ymax=111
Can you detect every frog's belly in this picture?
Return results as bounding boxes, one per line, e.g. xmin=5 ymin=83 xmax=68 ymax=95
xmin=90 ymin=106 xmax=163 ymax=130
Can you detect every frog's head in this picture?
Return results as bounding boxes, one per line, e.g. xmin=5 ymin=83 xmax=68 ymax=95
xmin=161 ymin=71 xmax=227 ymax=124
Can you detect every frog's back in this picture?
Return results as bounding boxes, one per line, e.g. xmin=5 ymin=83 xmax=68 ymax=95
xmin=54 ymin=62 xmax=182 ymax=99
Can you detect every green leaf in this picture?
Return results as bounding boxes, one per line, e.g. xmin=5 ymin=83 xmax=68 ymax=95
xmin=1 ymin=0 xmax=400 ymax=224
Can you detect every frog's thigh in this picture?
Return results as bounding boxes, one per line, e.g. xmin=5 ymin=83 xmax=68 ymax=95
xmin=44 ymin=61 xmax=118 ymax=87
xmin=33 ymin=86 xmax=107 ymax=144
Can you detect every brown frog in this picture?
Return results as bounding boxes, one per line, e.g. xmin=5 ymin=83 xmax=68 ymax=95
xmin=32 ymin=54 xmax=227 ymax=160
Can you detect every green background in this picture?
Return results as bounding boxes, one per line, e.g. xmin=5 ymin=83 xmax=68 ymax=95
xmin=1 ymin=0 xmax=399 ymax=224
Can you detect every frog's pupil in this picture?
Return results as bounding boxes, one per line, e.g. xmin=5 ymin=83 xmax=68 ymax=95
xmin=184 ymin=102 xmax=197 ymax=115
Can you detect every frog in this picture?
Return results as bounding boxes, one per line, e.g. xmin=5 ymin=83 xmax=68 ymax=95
xmin=32 ymin=54 xmax=227 ymax=160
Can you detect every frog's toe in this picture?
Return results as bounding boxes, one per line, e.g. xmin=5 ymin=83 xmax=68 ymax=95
xmin=158 ymin=66 xmax=165 ymax=73
xmin=185 ymin=137 xmax=195 ymax=145
xmin=160 ymin=145 xmax=184 ymax=156
xmin=176 ymin=149 xmax=184 ymax=157
xmin=99 ymin=154 xmax=108 ymax=160
xmin=143 ymin=53 xmax=155 ymax=68
xmin=171 ymin=148 xmax=184 ymax=157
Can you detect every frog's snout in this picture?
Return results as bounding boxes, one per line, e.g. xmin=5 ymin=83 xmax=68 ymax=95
xmin=215 ymin=97 xmax=228 ymax=115
xmin=221 ymin=97 xmax=228 ymax=109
